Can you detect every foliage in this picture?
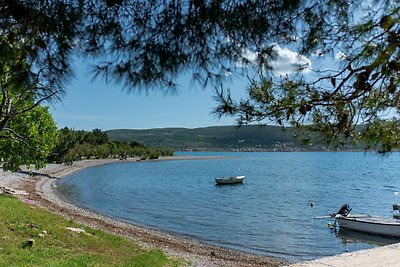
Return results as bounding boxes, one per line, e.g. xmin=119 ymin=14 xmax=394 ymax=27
xmin=1 ymin=0 xmax=302 ymax=90
xmin=0 ymin=104 xmax=58 ymax=171
xmin=81 ymin=0 xmax=303 ymax=89
xmin=1 ymin=0 xmax=79 ymax=88
xmin=214 ymin=1 xmax=400 ymax=152
xmin=0 ymin=195 xmax=183 ymax=266
xmin=50 ymin=128 xmax=173 ymax=164
xmin=84 ymin=128 xmax=110 ymax=145
xmin=0 ymin=27 xmax=62 ymax=171
xmin=48 ymin=127 xmax=85 ymax=163
xmin=2 ymin=1 xmax=399 ymax=151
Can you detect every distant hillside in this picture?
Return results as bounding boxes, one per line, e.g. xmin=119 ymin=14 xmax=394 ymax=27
xmin=107 ymin=125 xmax=334 ymax=151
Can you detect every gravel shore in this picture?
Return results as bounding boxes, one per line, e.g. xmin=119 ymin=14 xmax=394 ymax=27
xmin=0 ymin=157 xmax=287 ymax=267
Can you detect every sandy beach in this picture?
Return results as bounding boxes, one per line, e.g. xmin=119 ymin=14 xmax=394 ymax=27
xmin=0 ymin=156 xmax=287 ymax=267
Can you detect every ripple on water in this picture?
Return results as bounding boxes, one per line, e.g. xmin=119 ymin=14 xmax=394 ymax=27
xmin=58 ymin=152 xmax=400 ymax=262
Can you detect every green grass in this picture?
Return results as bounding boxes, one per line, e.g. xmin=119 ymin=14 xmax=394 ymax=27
xmin=0 ymin=195 xmax=184 ymax=267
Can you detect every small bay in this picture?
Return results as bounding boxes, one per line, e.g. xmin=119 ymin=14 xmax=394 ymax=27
xmin=57 ymin=152 xmax=400 ymax=262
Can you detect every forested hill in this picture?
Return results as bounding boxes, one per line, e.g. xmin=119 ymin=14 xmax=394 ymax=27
xmin=107 ymin=125 xmax=341 ymax=152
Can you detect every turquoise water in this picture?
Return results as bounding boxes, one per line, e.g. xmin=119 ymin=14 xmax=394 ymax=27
xmin=58 ymin=152 xmax=400 ymax=261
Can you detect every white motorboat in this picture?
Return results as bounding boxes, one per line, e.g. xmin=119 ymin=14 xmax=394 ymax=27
xmin=335 ymin=214 xmax=400 ymax=238
xmin=333 ymin=204 xmax=400 ymax=238
xmin=215 ymin=175 xmax=245 ymax=185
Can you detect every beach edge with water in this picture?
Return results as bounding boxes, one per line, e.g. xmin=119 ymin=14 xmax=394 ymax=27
xmin=1 ymin=156 xmax=287 ymax=267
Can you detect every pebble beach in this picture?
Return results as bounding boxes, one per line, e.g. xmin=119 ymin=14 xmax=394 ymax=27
xmin=0 ymin=157 xmax=287 ymax=267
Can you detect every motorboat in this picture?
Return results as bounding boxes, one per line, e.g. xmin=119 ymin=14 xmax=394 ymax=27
xmin=333 ymin=204 xmax=400 ymax=238
xmin=335 ymin=214 xmax=400 ymax=238
xmin=215 ymin=175 xmax=245 ymax=185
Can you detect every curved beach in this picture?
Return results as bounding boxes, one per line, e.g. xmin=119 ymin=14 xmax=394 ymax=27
xmin=0 ymin=156 xmax=287 ymax=267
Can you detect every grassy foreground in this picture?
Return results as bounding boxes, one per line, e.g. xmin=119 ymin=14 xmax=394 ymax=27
xmin=0 ymin=195 xmax=184 ymax=267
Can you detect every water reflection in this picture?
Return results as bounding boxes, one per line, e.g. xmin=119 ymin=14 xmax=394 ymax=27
xmin=334 ymin=227 xmax=400 ymax=247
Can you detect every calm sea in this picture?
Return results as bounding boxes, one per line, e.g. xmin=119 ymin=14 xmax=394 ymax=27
xmin=57 ymin=152 xmax=400 ymax=262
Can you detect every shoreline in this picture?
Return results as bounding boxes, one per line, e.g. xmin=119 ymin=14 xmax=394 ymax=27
xmin=1 ymin=156 xmax=287 ymax=267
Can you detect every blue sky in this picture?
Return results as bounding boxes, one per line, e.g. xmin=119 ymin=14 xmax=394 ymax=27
xmin=49 ymin=59 xmax=249 ymax=131
xmin=49 ymin=44 xmax=318 ymax=131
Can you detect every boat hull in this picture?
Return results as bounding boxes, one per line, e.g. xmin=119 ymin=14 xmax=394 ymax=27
xmin=336 ymin=215 xmax=400 ymax=238
xmin=215 ymin=176 xmax=245 ymax=185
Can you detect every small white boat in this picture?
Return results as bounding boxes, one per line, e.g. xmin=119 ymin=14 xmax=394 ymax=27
xmin=215 ymin=175 xmax=245 ymax=185
xmin=335 ymin=214 xmax=400 ymax=238
xmin=333 ymin=204 xmax=400 ymax=238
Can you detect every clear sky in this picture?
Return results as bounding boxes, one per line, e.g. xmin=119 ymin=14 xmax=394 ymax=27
xmin=49 ymin=44 xmax=317 ymax=131
xmin=49 ymin=59 xmax=248 ymax=131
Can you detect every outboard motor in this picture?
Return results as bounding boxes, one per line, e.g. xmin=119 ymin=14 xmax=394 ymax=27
xmin=336 ymin=204 xmax=352 ymax=217
xmin=392 ymin=204 xmax=400 ymax=219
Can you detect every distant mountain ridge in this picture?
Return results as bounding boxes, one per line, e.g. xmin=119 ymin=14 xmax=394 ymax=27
xmin=107 ymin=125 xmax=335 ymax=151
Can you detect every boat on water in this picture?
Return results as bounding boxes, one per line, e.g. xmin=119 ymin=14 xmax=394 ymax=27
xmin=335 ymin=214 xmax=400 ymax=238
xmin=333 ymin=204 xmax=400 ymax=238
xmin=215 ymin=175 xmax=245 ymax=185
